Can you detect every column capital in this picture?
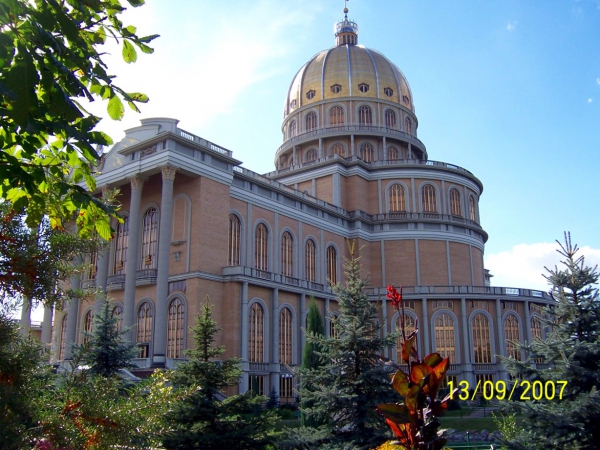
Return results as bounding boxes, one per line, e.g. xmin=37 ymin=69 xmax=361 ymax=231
xmin=160 ymin=165 xmax=179 ymax=181
xmin=128 ymin=175 xmax=147 ymax=191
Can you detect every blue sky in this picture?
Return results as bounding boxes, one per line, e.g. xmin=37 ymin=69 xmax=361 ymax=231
xmin=87 ymin=0 xmax=600 ymax=291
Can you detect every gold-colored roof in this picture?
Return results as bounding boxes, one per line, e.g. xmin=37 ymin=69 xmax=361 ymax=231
xmin=283 ymin=45 xmax=414 ymax=116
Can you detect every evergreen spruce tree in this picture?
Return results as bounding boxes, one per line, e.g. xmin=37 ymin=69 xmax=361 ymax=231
xmin=500 ymin=233 xmax=600 ymax=450
xmin=297 ymin=244 xmax=398 ymax=448
xmin=300 ymin=297 xmax=326 ymax=427
xmin=163 ymin=296 xmax=277 ymax=450
xmin=73 ymin=297 xmax=137 ymax=377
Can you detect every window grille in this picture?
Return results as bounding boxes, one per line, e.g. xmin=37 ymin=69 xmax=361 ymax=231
xmin=326 ymin=246 xmax=337 ymax=285
xmin=281 ymin=232 xmax=293 ymax=277
xmin=472 ymin=313 xmax=492 ymax=363
xmin=385 ymin=109 xmax=397 ymax=129
xmin=389 ymin=184 xmax=406 ymax=212
xmin=434 ymin=313 xmax=456 ymax=363
xmin=249 ymin=303 xmax=264 ymax=362
xmin=305 ymin=240 xmax=316 ymax=282
xmin=167 ymin=298 xmax=185 ymax=358
xmin=228 ymin=214 xmax=241 ymax=266
xmin=422 ymin=185 xmax=437 ymax=213
xmin=254 ymin=224 xmax=269 ymax=271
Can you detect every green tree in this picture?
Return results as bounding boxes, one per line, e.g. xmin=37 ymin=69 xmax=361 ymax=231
xmin=300 ymin=297 xmax=325 ymax=427
xmin=0 ymin=0 xmax=157 ymax=238
xmin=73 ymin=297 xmax=137 ymax=377
xmin=297 ymin=244 xmax=398 ymax=449
xmin=500 ymin=233 xmax=600 ymax=450
xmin=163 ymin=296 xmax=278 ymax=450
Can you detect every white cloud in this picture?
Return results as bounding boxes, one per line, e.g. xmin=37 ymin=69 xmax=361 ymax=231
xmin=506 ymin=21 xmax=518 ymax=31
xmin=589 ymin=98 xmax=593 ymax=103
xmin=485 ymin=242 xmax=600 ymax=291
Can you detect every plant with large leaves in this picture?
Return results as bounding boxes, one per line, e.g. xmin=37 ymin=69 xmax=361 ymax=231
xmin=376 ymin=286 xmax=455 ymax=450
xmin=0 ymin=0 xmax=157 ymax=238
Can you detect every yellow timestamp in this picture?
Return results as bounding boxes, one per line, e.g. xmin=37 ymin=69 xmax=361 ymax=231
xmin=448 ymin=380 xmax=568 ymax=401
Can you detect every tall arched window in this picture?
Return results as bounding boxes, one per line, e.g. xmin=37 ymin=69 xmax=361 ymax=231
xmin=387 ymin=146 xmax=399 ymax=161
xmin=326 ymin=246 xmax=337 ymax=285
xmin=395 ymin=314 xmax=415 ymax=362
xmin=305 ymin=240 xmax=316 ymax=282
xmin=281 ymin=232 xmax=293 ymax=277
xmin=422 ymin=185 xmax=437 ymax=213
xmin=450 ymin=188 xmax=462 ymax=217
xmin=137 ymin=302 xmax=153 ymax=358
xmin=249 ymin=303 xmax=264 ymax=362
xmin=141 ymin=208 xmax=158 ymax=269
xmin=469 ymin=196 xmax=477 ymax=222
xmin=279 ymin=307 xmax=293 ymax=364
xmin=330 ymin=105 xmax=344 ymax=125
xmin=434 ymin=313 xmax=456 ymax=363
xmin=167 ymin=297 xmax=185 ymax=359
xmin=113 ymin=215 xmax=128 ymax=274
xmin=255 ymin=223 xmax=269 ymax=272
xmin=305 ymin=148 xmax=318 ymax=162
xmin=82 ymin=310 xmax=94 ymax=345
xmin=472 ymin=313 xmax=492 ymax=363
xmin=358 ymin=105 xmax=372 ymax=125
xmin=111 ymin=305 xmax=123 ymax=333
xmin=305 ymin=111 xmax=317 ymax=130
xmin=59 ymin=315 xmax=67 ymax=360
xmin=389 ymin=184 xmax=406 ymax=213
xmin=289 ymin=120 xmax=297 ymax=138
xmin=385 ymin=109 xmax=397 ymax=129
xmin=531 ymin=316 xmax=543 ymax=363
xmin=228 ymin=214 xmax=241 ymax=266
xmin=405 ymin=117 xmax=412 ymax=134
xmin=359 ymin=142 xmax=374 ymax=162
xmin=504 ymin=315 xmax=521 ymax=360
xmin=331 ymin=143 xmax=346 ymax=157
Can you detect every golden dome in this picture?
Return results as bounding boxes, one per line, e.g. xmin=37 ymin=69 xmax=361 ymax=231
xmin=283 ymin=45 xmax=415 ymax=117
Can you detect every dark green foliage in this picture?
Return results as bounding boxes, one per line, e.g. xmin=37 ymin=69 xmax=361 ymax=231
xmin=72 ymin=297 xmax=138 ymax=377
xmin=296 ymin=245 xmax=398 ymax=448
xmin=500 ymin=233 xmax=600 ymax=450
xmin=266 ymin=386 xmax=280 ymax=409
xmin=163 ymin=296 xmax=278 ymax=449
xmin=0 ymin=310 xmax=50 ymax=449
xmin=0 ymin=0 xmax=157 ymax=238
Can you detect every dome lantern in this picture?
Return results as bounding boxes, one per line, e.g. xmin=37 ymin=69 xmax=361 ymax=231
xmin=334 ymin=5 xmax=358 ymax=46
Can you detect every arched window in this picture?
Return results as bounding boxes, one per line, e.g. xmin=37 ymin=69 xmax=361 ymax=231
xmin=82 ymin=310 xmax=94 ymax=345
xmin=469 ymin=196 xmax=477 ymax=222
xmin=305 ymin=240 xmax=316 ymax=282
xmin=279 ymin=307 xmax=293 ymax=364
xmin=289 ymin=120 xmax=297 ymax=138
xmin=422 ymin=185 xmax=437 ymax=213
xmin=141 ymin=208 xmax=158 ymax=269
xmin=305 ymin=148 xmax=318 ymax=162
xmin=531 ymin=316 xmax=543 ymax=363
xmin=228 ymin=214 xmax=241 ymax=266
xmin=305 ymin=111 xmax=317 ymax=130
xmin=358 ymin=105 xmax=372 ymax=125
xmin=504 ymin=315 xmax=521 ymax=360
xmin=472 ymin=313 xmax=492 ymax=363
xmin=359 ymin=142 xmax=374 ymax=162
xmin=385 ymin=109 xmax=397 ymax=129
xmin=59 ymin=315 xmax=67 ymax=360
xmin=111 ymin=305 xmax=123 ymax=333
xmin=450 ymin=188 xmax=462 ymax=217
xmin=249 ymin=303 xmax=264 ymax=362
xmin=255 ymin=223 xmax=269 ymax=272
xmin=395 ymin=314 xmax=415 ymax=362
xmin=387 ymin=146 xmax=399 ymax=161
xmin=86 ymin=251 xmax=97 ymax=280
xmin=389 ymin=184 xmax=406 ymax=213
xmin=330 ymin=106 xmax=344 ymax=125
xmin=113 ymin=216 xmax=128 ymax=274
xmin=167 ymin=297 xmax=185 ymax=359
xmin=331 ymin=143 xmax=346 ymax=157
xmin=405 ymin=117 xmax=412 ymax=134
xmin=434 ymin=313 xmax=456 ymax=363
xmin=137 ymin=302 xmax=153 ymax=358
xmin=326 ymin=246 xmax=337 ymax=285
xmin=281 ymin=232 xmax=293 ymax=277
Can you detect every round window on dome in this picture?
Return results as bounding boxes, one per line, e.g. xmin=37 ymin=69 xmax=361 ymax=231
xmin=358 ymin=83 xmax=369 ymax=93
xmin=384 ymin=87 xmax=393 ymax=97
xmin=331 ymin=84 xmax=342 ymax=94
xmin=306 ymin=90 xmax=316 ymax=100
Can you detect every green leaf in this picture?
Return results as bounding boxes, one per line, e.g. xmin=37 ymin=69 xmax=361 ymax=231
xmin=377 ymin=403 xmax=413 ymax=425
xmin=392 ymin=369 xmax=410 ymax=396
xmin=128 ymin=92 xmax=149 ymax=103
xmin=3 ymin=45 xmax=39 ymax=127
xmin=95 ymin=217 xmax=112 ymax=240
xmin=107 ymin=94 xmax=124 ymax=120
xmin=122 ymin=39 xmax=137 ymax=63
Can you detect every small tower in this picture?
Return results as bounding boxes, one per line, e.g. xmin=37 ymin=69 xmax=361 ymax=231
xmin=334 ymin=6 xmax=358 ymax=46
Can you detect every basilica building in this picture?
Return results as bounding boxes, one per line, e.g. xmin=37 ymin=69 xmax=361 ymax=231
xmin=44 ymin=9 xmax=552 ymax=400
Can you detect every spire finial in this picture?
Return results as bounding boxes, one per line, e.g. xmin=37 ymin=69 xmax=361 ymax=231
xmin=335 ymin=2 xmax=358 ymax=46
xmin=344 ymin=0 xmax=349 ymax=18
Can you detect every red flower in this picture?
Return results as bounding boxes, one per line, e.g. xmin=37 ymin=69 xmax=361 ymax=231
xmin=386 ymin=285 xmax=403 ymax=310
